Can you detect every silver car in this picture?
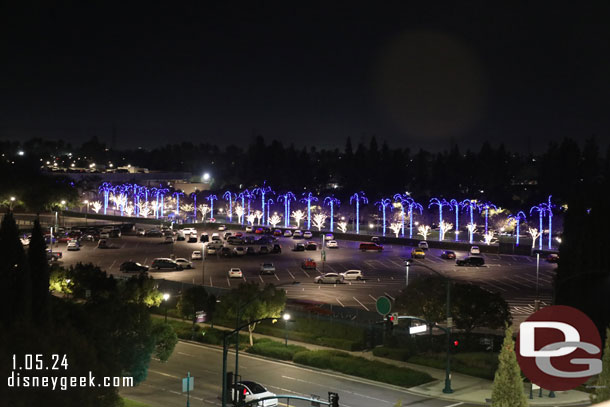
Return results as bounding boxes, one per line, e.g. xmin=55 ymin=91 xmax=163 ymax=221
xmin=314 ymin=273 xmax=344 ymax=284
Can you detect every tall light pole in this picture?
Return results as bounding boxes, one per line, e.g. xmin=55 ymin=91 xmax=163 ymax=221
xmin=534 ymin=250 xmax=541 ymax=311
xmin=9 ymin=196 xmax=16 ymax=210
xmin=163 ymin=293 xmax=170 ymax=322
xmin=283 ymin=313 xmax=291 ymax=346
xmin=404 ymin=259 xmax=411 ymax=287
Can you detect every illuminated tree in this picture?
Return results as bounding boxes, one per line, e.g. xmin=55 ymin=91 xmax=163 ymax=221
xmin=98 ymin=182 xmax=113 ymax=214
xmin=223 ymin=190 xmax=236 ymax=223
xmin=252 ymin=181 xmax=274 ymax=225
xmin=157 ymin=187 xmax=169 ymax=218
xmin=482 ymin=231 xmax=495 ymax=245
xmin=479 ymin=201 xmax=497 ymax=234
xmin=292 ymin=209 xmax=305 ymax=228
xmin=206 ymin=194 xmax=218 ymax=219
xmin=190 ymin=191 xmax=199 ymax=220
xmin=124 ymin=204 xmax=135 ymax=217
xmin=181 ymin=203 xmax=194 ymax=216
xmin=337 ymin=221 xmax=348 ymax=233
xmin=254 ymin=210 xmax=263 ymax=225
xmin=350 ymin=191 xmax=368 ymax=234
xmin=529 ymin=202 xmax=547 ymax=250
xmin=172 ymin=191 xmax=184 ymax=216
xmin=528 ymin=227 xmax=541 ymax=249
xmin=375 ymin=198 xmax=392 ymax=236
xmin=301 ymin=192 xmax=319 ymax=230
xmin=91 ymin=201 xmax=102 ymax=214
xmin=507 ymin=211 xmax=527 ymax=246
xmin=466 ymin=223 xmax=477 ymax=244
xmin=138 ymin=202 xmax=150 ymax=218
xmin=418 ymin=225 xmax=431 ymax=240
xmin=268 ymin=214 xmax=281 ymax=229
xmin=312 ymin=213 xmax=327 ymax=231
xmin=450 ymin=199 xmax=462 ymax=241
xmin=246 ymin=213 xmax=256 ymax=226
xmin=405 ymin=197 xmax=423 ymax=239
xmin=198 ymin=204 xmax=210 ymax=221
xmin=428 ymin=198 xmax=450 ymax=241
xmin=546 ymin=195 xmax=554 ymax=250
xmin=151 ymin=200 xmax=160 ymax=219
xmin=390 ymin=222 xmax=402 ymax=238
xmin=439 ymin=221 xmax=453 ymax=241
xmin=323 ymin=196 xmax=340 ymax=232
xmin=278 ymin=192 xmax=296 ymax=228
xmin=234 ymin=205 xmax=244 ymax=224
xmin=266 ymin=198 xmax=274 ymax=225
xmin=461 ymin=199 xmax=481 ymax=233
xmin=393 ymin=194 xmax=407 ymax=236
xmin=237 ymin=190 xmax=249 ymax=225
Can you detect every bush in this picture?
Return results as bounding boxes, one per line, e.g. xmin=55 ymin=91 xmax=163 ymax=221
xmin=315 ymin=336 xmax=363 ymax=351
xmin=372 ymin=346 xmax=412 ymax=361
xmin=408 ymin=352 xmax=498 ymax=380
xmin=247 ymin=341 xmax=307 ymax=360
xmin=293 ymin=350 xmax=433 ymax=387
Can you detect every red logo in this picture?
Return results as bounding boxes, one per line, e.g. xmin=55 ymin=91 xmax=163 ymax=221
xmin=516 ymin=305 xmax=602 ymax=391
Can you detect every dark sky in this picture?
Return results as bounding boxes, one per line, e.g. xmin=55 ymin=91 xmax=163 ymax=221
xmin=1 ymin=1 xmax=609 ymax=152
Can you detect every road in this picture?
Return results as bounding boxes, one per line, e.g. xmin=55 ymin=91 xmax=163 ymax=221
xmin=120 ymin=341 xmax=472 ymax=407
xmin=54 ymin=224 xmax=556 ymax=326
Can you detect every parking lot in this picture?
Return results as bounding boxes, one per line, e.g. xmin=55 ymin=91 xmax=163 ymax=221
xmin=53 ymin=224 xmax=555 ymax=325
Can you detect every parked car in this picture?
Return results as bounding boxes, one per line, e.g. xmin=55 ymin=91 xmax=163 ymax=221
xmin=546 ymin=253 xmax=559 ymax=263
xmin=246 ymin=246 xmax=257 ymax=255
xmin=283 ymin=230 xmax=292 ymax=237
xmin=97 ymin=239 xmax=109 ymax=249
xmin=191 ymin=250 xmax=203 ymax=260
xmin=273 ymin=229 xmax=283 ymax=236
xmin=137 ymin=228 xmax=146 ymax=236
xmin=163 ymin=236 xmax=174 ymax=243
xmin=234 ymin=232 xmax=243 ymax=237
xmin=359 ymin=242 xmax=383 ymax=252
xmin=176 ymin=230 xmax=186 ymax=241
xmin=292 ymin=230 xmax=303 ymax=238
xmin=46 ymin=249 xmax=62 ymax=261
xmin=315 ymin=272 xmax=344 ymax=284
xmin=227 ymin=236 xmax=244 ymax=245
xmin=411 ymin=248 xmax=426 ymax=259
xmin=324 ymin=233 xmax=334 ymax=241
xmin=301 ymin=258 xmax=317 ymax=269
xmin=151 ymin=258 xmax=183 ymax=270
xmin=326 ymin=240 xmax=338 ymax=248
xmin=470 ymin=246 xmax=481 ymax=255
xmin=441 ymin=250 xmax=456 ymax=259
xmin=207 ymin=246 xmax=217 ymax=255
xmin=292 ymin=243 xmax=306 ymax=251
xmin=200 ymin=232 xmax=209 ymax=242
xmin=120 ymin=261 xmax=149 ymax=273
xmin=456 ymin=256 xmax=485 ymax=267
xmin=305 ymin=241 xmax=317 ymax=250
xmin=175 ymin=258 xmax=193 ymax=269
xmin=303 ymin=231 xmax=313 ymax=239
xmin=99 ymin=232 xmax=110 ymax=239
xmin=271 ymin=244 xmax=282 ymax=254
xmin=255 ymin=228 xmax=264 ymax=234
xmin=232 ymin=381 xmax=278 ymax=407
xmin=371 ymin=236 xmax=381 ymax=243
xmin=146 ymin=229 xmax=163 ymax=237
xmin=260 ymin=263 xmax=276 ymax=275
xmin=228 ymin=268 xmax=243 ymax=278
xmin=188 ymin=233 xmax=198 ymax=243
xmin=211 ymin=233 xmax=221 ymax=241
xmin=224 ymin=232 xmax=233 ymax=240
xmin=182 ymin=228 xmax=196 ymax=235
xmin=67 ymin=241 xmax=80 ymax=251
xmin=220 ymin=247 xmax=234 ymax=257
xmin=245 ymin=226 xmax=253 ymax=233
xmin=218 ymin=225 xmax=227 ymax=231
xmin=418 ymin=241 xmax=429 ymax=250
xmin=234 ymin=246 xmax=246 ymax=256
xmin=340 ymin=270 xmax=363 ymax=280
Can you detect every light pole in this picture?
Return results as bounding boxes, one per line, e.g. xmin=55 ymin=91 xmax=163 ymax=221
xmin=9 ymin=196 xmax=16 ymax=210
xmin=163 ymin=293 xmax=170 ymax=322
xmin=283 ymin=313 xmax=291 ymax=346
xmin=534 ymin=250 xmax=541 ymax=311
xmin=404 ymin=259 xmax=411 ymax=287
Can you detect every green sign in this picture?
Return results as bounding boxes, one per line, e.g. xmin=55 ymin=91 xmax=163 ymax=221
xmin=376 ymin=296 xmax=392 ymax=316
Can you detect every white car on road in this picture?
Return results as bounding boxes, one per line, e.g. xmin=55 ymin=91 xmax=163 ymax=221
xmin=340 ymin=270 xmax=363 ymax=280
xmin=314 ymin=273 xmax=344 ymax=284
xmin=470 ymin=245 xmax=481 ymax=255
xmin=175 ymin=258 xmax=193 ymax=269
xmin=191 ymin=251 xmax=203 ymax=260
xmin=303 ymin=231 xmax=313 ymax=239
xmin=283 ymin=230 xmax=292 ymax=237
xmin=228 ymin=268 xmax=243 ymax=278
xmin=67 ymin=241 xmax=80 ymax=251
xmin=326 ymin=240 xmax=338 ymax=248
xmin=233 ymin=381 xmax=278 ymax=407
xmin=218 ymin=225 xmax=227 ymax=231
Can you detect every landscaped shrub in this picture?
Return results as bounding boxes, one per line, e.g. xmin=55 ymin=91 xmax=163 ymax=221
xmin=408 ymin=352 xmax=498 ymax=380
xmin=247 ymin=341 xmax=307 ymax=360
xmin=372 ymin=346 xmax=413 ymax=361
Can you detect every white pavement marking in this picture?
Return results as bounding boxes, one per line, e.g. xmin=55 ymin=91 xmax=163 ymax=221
xmin=259 ymin=275 xmax=264 ymax=283
xmin=209 ymin=276 xmax=213 ymax=286
xmin=143 ymin=257 xmax=148 ymax=265
xmin=227 ymin=277 xmax=231 ymax=287
xmin=326 ymin=264 xmax=337 ymax=272
xmin=444 ymin=402 xmax=464 ymax=407
xmin=302 ymin=269 xmax=310 ymax=278
xmin=369 ymin=294 xmax=377 ymax=301
xmin=108 ymin=260 xmax=116 ymax=271
xmin=287 ymin=269 xmax=295 ymax=279
xmin=274 ymin=273 xmax=280 ymax=281
xmin=336 ymin=298 xmax=345 ymax=307
xmin=387 ymin=259 xmax=404 ymax=268
xmin=353 ymin=297 xmax=370 ymax=311
xmin=384 ymin=292 xmax=395 ymax=301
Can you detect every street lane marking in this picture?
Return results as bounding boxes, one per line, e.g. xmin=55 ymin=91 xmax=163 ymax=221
xmin=353 ymin=297 xmax=370 ymax=311
xmin=281 ymin=375 xmax=392 ymax=404
xmin=108 ymin=260 xmax=116 ymax=271
xmin=302 ymin=269 xmax=310 ymax=278
xmin=444 ymin=403 xmax=464 ymax=407
xmin=209 ymin=276 xmax=213 ymax=286
xmin=286 ymin=269 xmax=295 ymax=279
xmin=336 ymin=298 xmax=345 ymax=307
xmin=148 ymin=369 xmax=181 ymax=379
xmin=259 ymin=275 xmax=264 ymax=283
xmin=227 ymin=277 xmax=231 ymax=287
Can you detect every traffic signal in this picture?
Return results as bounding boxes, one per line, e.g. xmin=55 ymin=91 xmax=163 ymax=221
xmin=391 ymin=312 xmax=399 ymax=325
xmin=239 ymin=386 xmax=247 ymax=403
xmin=328 ymin=391 xmax=339 ymax=407
xmin=385 ymin=315 xmax=394 ymax=332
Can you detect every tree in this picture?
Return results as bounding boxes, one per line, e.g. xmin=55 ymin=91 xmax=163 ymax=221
xmin=292 ymin=209 xmax=305 ymax=228
xmin=394 ymin=276 xmax=446 ymax=324
xmin=418 ymin=224 xmax=431 ymax=241
xmin=177 ymin=286 xmax=216 ymax=333
xmin=268 ymin=214 xmax=282 ymax=228
xmin=220 ymin=282 xmax=286 ymax=346
xmin=121 ymin=273 xmax=163 ymax=307
xmin=28 ymin=219 xmax=50 ymax=325
xmin=452 ymin=284 xmax=511 ymax=334
xmin=592 ymin=327 xmax=610 ymax=403
xmin=312 ymin=213 xmax=327 ymax=231
xmin=151 ymin=321 xmax=178 ymax=362
xmin=491 ymin=326 xmax=528 ymax=407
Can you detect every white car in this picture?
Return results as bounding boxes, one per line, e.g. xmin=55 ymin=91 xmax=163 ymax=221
xmin=418 ymin=241 xmax=429 ymax=250
xmin=314 ymin=272 xmax=344 ymax=284
xmin=100 ymin=232 xmax=110 ymax=239
xmin=218 ymin=225 xmax=227 ymax=231
xmin=207 ymin=246 xmax=217 ymax=255
xmin=191 ymin=250 xmax=203 ymax=260
xmin=211 ymin=233 xmax=221 ymax=241
xmin=324 ymin=233 xmax=334 ymax=241
xmin=182 ymin=227 xmax=196 ymax=235
xmin=245 ymin=226 xmax=253 ymax=233
xmin=340 ymin=270 xmax=363 ymax=280
xmin=293 ymin=230 xmax=303 ymax=238
xmin=67 ymin=241 xmax=80 ymax=251
xmin=283 ymin=230 xmax=292 ymax=237
xmin=470 ymin=245 xmax=481 ymax=255
xmin=164 ymin=236 xmax=174 ymax=243
xmin=234 ymin=246 xmax=246 ymax=256
xmin=303 ymin=231 xmax=313 ymax=239
xmin=136 ymin=228 xmax=146 ymax=236
xmin=228 ymin=268 xmax=243 ymax=278
xmin=326 ymin=240 xmax=338 ymax=248
xmin=175 ymin=258 xmax=193 ymax=269
xmin=233 ymin=381 xmax=278 ymax=407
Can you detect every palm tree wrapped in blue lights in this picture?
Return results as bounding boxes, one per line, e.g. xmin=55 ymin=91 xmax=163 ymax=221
xmin=172 ymin=191 xmax=184 ymax=216
xmin=190 ymin=191 xmax=199 ymax=220
xmin=393 ymin=194 xmax=407 ymax=237
xmin=350 ymin=192 xmax=368 ymax=234
xmin=375 ymin=198 xmax=392 ymax=236
xmin=428 ymin=198 xmax=450 ymax=241
xmin=405 ymin=197 xmax=423 ymax=239
xmin=223 ymin=190 xmax=236 ymax=223
xmin=266 ymin=198 xmax=274 ymax=224
xmin=449 ymin=199 xmax=462 ymax=241
xmin=323 ymin=196 xmax=340 ymax=232
xmin=546 ymin=195 xmax=554 ymax=249
xmin=301 ymin=192 xmax=319 ymax=230
xmin=252 ymin=181 xmax=274 ymax=225
xmin=530 ymin=201 xmax=548 ymax=251
xmin=237 ymin=190 xmax=249 ymax=224
xmin=508 ymin=211 xmax=527 ymax=246
xmin=278 ymin=192 xmax=295 ymax=228
xmin=479 ymin=201 xmax=497 ymax=235
xmin=206 ymin=194 xmax=218 ymax=220
xmin=461 ymin=199 xmax=481 ymax=243
xmin=98 ymin=183 xmax=112 ymax=215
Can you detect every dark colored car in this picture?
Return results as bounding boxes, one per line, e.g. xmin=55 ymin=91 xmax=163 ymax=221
xmin=305 ymin=242 xmax=317 ymax=250
xmin=200 ymin=233 xmax=209 ymax=242
xmin=441 ymin=250 xmax=456 ymax=259
xmin=120 ymin=261 xmax=149 ymax=273
xmin=246 ymin=246 xmax=257 ymax=255
xmin=220 ymin=247 xmax=233 ymax=257
xmin=146 ymin=229 xmax=163 ymax=237
xmin=273 ymin=229 xmax=283 ymax=236
xmin=292 ymin=243 xmax=305 ymax=251
xmin=546 ymin=253 xmax=559 ymax=263
xmin=271 ymin=244 xmax=282 ymax=254
xmin=456 ymin=256 xmax=485 ymax=267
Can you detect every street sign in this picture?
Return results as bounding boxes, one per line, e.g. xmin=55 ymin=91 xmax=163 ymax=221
xmin=182 ymin=374 xmax=194 ymax=392
xmin=196 ymin=311 xmax=206 ymax=323
xmin=447 ymin=317 xmax=453 ymax=328
xmin=310 ymin=394 xmax=321 ymax=407
xmin=376 ymin=296 xmax=392 ymax=316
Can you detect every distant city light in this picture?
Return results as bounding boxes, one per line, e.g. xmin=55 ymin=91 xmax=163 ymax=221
xmin=17 ymin=151 xmax=24 ymax=156
xmin=202 ymin=172 xmax=210 ymax=182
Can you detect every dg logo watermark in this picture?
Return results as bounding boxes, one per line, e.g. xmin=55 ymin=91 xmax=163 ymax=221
xmin=516 ymin=305 xmax=602 ymax=391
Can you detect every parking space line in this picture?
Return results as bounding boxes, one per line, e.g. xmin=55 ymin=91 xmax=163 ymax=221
xmin=108 ymin=260 xmax=116 ymax=271
xmin=481 ymin=281 xmax=507 ymax=292
xmin=286 ymin=269 xmax=295 ymax=279
xmin=336 ymin=298 xmax=345 ymax=307
xmin=353 ymin=297 xmax=370 ymax=311
xmin=227 ymin=277 xmax=231 ymax=287
xmin=387 ymin=259 xmax=404 ymax=268
xmin=209 ymin=276 xmax=213 ymax=287
xmin=302 ymin=270 xmax=310 ymax=278
xmin=259 ymin=275 xmax=264 ymax=283
xmin=274 ymin=273 xmax=280 ymax=281
xmin=369 ymin=294 xmax=377 ymax=301
xmin=142 ymin=257 xmax=148 ymax=265
xmin=325 ymin=264 xmax=337 ymax=273
xmin=384 ymin=292 xmax=395 ymax=301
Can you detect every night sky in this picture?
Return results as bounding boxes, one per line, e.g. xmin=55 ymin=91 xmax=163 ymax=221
xmin=1 ymin=2 xmax=609 ymax=152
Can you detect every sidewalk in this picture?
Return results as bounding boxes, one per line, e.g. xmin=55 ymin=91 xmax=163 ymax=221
xmin=175 ymin=317 xmax=592 ymax=406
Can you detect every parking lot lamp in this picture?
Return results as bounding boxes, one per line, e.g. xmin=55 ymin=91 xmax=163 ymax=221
xmin=163 ymin=293 xmax=170 ymax=322
xmin=283 ymin=313 xmax=291 ymax=346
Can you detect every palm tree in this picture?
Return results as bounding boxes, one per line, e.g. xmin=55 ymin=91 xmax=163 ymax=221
xmin=252 ymin=181 xmax=274 ymax=225
xmin=277 ymin=192 xmax=296 ymax=228
xmin=206 ymin=194 xmax=218 ymax=220
xmin=449 ymin=199 xmax=462 ymax=241
xmin=375 ymin=198 xmax=392 ymax=236
xmin=405 ymin=197 xmax=423 ymax=239
xmin=393 ymin=193 xmax=407 ymax=237
xmin=350 ymin=192 xmax=368 ymax=234
xmin=479 ymin=201 xmax=497 ymax=234
xmin=157 ymin=187 xmax=169 ymax=218
xmin=237 ymin=190 xmax=249 ymax=225
xmin=428 ymin=198 xmax=450 ymax=241
xmin=222 ymin=190 xmax=236 ymax=223
xmin=301 ymin=192 xmax=319 ymax=230
xmin=461 ymin=199 xmax=481 ymax=240
xmin=530 ymin=203 xmax=547 ymax=250
xmin=190 ymin=191 xmax=199 ymax=220
xmin=266 ymin=198 xmax=274 ymax=225
xmin=172 ymin=191 xmax=184 ymax=216
xmin=98 ymin=182 xmax=113 ymax=215
xmin=546 ymin=195 xmax=554 ymax=249
xmin=323 ymin=196 xmax=340 ymax=232
xmin=508 ymin=211 xmax=527 ymax=246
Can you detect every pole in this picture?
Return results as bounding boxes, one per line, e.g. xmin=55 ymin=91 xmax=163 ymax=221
xmin=535 ymin=252 xmax=540 ymax=311
xmin=285 ymin=318 xmax=288 ymax=347
xmin=165 ymin=302 xmax=168 ymax=323
xmin=186 ymin=371 xmax=190 ymax=407
xmin=405 ymin=262 xmax=410 ymax=287
xmin=443 ymin=279 xmax=453 ymax=394
xmin=221 ymin=335 xmax=228 ymax=407
xmin=201 ymin=243 xmax=206 ymax=286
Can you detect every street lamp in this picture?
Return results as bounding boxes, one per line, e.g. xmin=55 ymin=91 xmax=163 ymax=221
xmin=9 ymin=196 xmax=16 ymax=210
xmin=283 ymin=313 xmax=291 ymax=346
xmin=404 ymin=259 xmax=411 ymax=287
xmin=163 ymin=293 xmax=170 ymax=322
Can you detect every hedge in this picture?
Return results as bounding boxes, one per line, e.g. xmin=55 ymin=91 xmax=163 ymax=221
xmin=247 ymin=341 xmax=308 ymax=360
xmin=408 ymin=352 xmax=498 ymax=380
xmin=293 ymin=350 xmax=433 ymax=387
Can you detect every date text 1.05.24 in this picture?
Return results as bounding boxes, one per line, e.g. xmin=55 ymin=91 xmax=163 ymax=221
xmin=12 ymin=354 xmax=68 ymax=371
